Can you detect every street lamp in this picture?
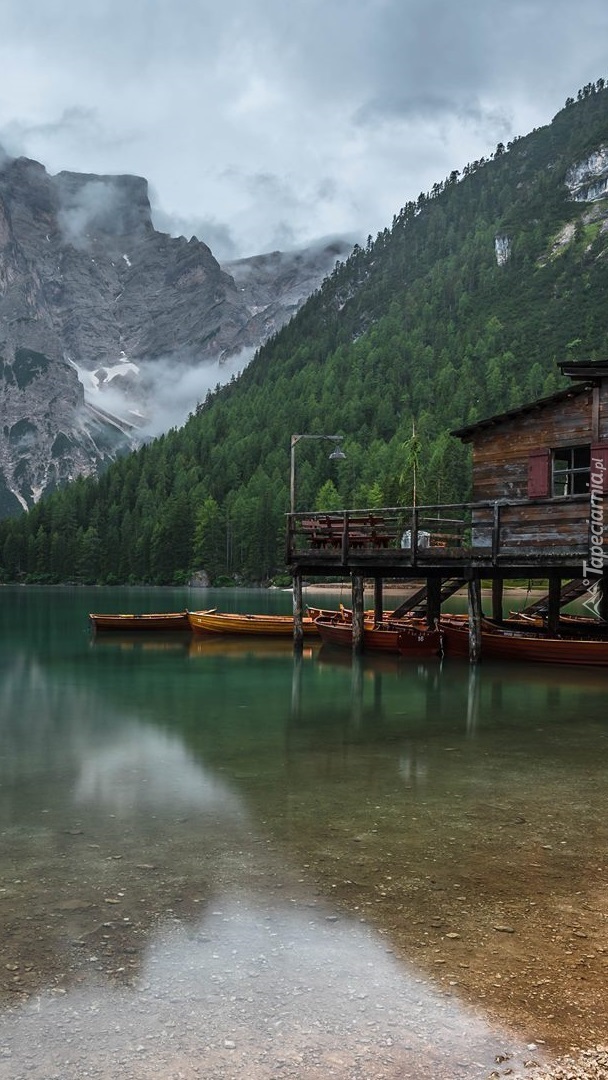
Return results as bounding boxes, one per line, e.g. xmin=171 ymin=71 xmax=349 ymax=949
xmin=290 ymin=434 xmax=346 ymax=515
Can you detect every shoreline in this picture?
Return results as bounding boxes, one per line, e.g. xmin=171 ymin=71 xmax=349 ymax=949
xmin=512 ymin=1047 xmax=608 ymax=1079
xmin=303 ymin=582 xmax=545 ymax=599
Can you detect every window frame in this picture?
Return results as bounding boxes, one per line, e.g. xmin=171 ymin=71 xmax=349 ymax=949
xmin=551 ymin=444 xmax=591 ymax=497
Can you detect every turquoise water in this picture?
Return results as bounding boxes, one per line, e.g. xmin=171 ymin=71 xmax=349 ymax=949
xmin=0 ymin=586 xmax=606 ymax=1078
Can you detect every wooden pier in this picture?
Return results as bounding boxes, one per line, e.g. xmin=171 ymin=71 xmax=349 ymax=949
xmin=286 ymin=500 xmax=605 ymax=659
xmin=287 ymin=359 xmax=608 ymax=658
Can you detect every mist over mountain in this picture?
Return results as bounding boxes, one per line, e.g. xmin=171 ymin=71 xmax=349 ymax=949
xmin=0 ymin=152 xmax=351 ymax=516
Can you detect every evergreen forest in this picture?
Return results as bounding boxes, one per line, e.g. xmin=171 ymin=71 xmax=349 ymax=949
xmin=3 ymin=81 xmax=608 ymax=585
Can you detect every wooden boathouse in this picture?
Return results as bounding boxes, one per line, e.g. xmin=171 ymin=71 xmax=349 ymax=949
xmin=286 ymin=359 xmax=608 ymax=658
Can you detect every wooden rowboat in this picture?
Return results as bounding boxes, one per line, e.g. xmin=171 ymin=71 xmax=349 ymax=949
xmin=314 ymin=616 xmax=443 ymax=657
xmin=187 ymin=610 xmax=319 ymax=637
xmin=307 ymin=604 xmax=415 ymax=625
xmin=314 ymin=617 xmax=400 ymax=652
xmin=442 ymin=618 xmax=608 ymax=665
xmin=507 ymin=611 xmax=608 ymax=637
xmin=89 ymin=611 xmax=191 ymax=632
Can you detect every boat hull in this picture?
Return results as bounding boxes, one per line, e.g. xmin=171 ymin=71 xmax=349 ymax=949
xmin=187 ymin=610 xmax=318 ymax=637
xmin=442 ymin=620 xmax=608 ymax=665
xmin=315 ymin=617 xmax=442 ymax=656
xmin=396 ymin=623 xmax=444 ymax=657
xmin=89 ymin=612 xmax=191 ymax=632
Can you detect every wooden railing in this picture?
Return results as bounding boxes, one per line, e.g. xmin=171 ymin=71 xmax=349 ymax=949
xmin=286 ymin=494 xmax=593 ymax=565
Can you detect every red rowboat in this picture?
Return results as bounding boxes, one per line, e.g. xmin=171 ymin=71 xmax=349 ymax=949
xmin=314 ymin=616 xmax=443 ymax=657
xmin=442 ymin=618 xmax=608 ymax=666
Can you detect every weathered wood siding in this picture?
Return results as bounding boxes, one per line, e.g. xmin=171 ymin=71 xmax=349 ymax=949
xmin=471 ymin=500 xmax=588 ymax=554
xmin=599 ymin=382 xmax=608 ymax=440
xmin=470 ymin=389 xmax=593 ymax=502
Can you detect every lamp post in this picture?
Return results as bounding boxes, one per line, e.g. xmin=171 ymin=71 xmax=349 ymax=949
xmin=289 ymin=433 xmax=346 ymax=515
xmin=290 ymin=433 xmax=346 ymax=652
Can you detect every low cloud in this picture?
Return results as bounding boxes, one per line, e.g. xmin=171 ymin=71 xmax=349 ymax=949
xmin=0 ymin=107 xmax=131 ymax=163
xmin=138 ymin=351 xmax=254 ymax=437
xmin=150 ymin=197 xmax=238 ymax=260
xmin=56 ymin=178 xmax=124 ymax=248
xmin=54 ymin=171 xmax=150 ymax=249
xmin=3 ymin=0 xmax=608 ymax=258
xmin=79 ymin=349 xmax=255 ymax=438
xmin=0 ymin=143 xmax=12 ymax=172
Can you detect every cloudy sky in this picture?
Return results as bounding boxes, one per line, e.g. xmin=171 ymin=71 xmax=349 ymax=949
xmin=1 ymin=0 xmax=608 ymax=260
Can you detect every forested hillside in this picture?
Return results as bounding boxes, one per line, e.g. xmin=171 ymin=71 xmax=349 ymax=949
xmin=3 ymin=81 xmax=608 ymax=585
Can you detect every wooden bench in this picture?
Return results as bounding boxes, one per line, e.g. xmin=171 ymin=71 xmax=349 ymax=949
xmin=300 ymin=517 xmax=339 ymax=549
xmin=299 ymin=516 xmax=396 ymax=551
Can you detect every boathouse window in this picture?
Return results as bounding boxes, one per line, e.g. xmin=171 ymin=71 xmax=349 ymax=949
xmin=527 ymin=446 xmax=591 ymax=497
xmin=551 ymin=446 xmax=590 ymax=496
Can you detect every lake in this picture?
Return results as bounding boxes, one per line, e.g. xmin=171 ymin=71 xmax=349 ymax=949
xmin=0 ymin=585 xmax=606 ymax=1079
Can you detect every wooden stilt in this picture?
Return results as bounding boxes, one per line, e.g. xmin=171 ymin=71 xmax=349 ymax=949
xmin=491 ymin=577 xmax=504 ymax=622
xmin=547 ymin=575 xmax=561 ymax=637
xmin=292 ymin=572 xmax=304 ymax=651
xmin=468 ymin=575 xmax=482 ymax=663
xmin=426 ymin=576 xmax=441 ymax=628
xmin=352 ymin=574 xmax=365 ymax=654
xmin=373 ymin=577 xmax=384 ymax=625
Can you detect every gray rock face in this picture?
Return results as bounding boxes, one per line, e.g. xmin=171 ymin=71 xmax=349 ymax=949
xmin=0 ymin=152 xmax=350 ymax=515
xmin=494 ymin=235 xmax=511 ymax=266
xmin=566 ymin=147 xmax=608 ymax=201
xmin=224 ymin=239 xmax=352 ymax=353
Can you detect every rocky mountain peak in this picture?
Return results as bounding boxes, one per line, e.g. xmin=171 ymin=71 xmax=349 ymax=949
xmin=0 ymin=148 xmax=351 ymax=517
xmin=52 ymin=170 xmax=154 ymax=246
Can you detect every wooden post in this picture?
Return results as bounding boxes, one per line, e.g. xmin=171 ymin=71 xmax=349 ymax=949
xmin=547 ymin=575 xmax=561 ymax=637
xmin=410 ymin=507 xmax=418 ymax=566
xmin=426 ymin=576 xmax=441 ymax=628
xmin=341 ymin=511 xmax=349 ymax=565
xmin=492 ymin=502 xmax=501 ymax=564
xmin=292 ymin=571 xmax=304 ymax=651
xmin=467 ymin=574 xmax=482 ymax=663
xmin=352 ymin=574 xmax=365 ymax=654
xmin=286 ymin=513 xmax=294 ymax=563
xmin=373 ymin=576 xmax=384 ymax=625
xmin=491 ymin=577 xmax=504 ymax=622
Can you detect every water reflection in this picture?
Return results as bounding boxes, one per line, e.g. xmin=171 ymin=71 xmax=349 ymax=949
xmin=75 ymin=725 xmax=246 ymax=820
xmin=0 ymin=896 xmax=539 ymax=1080
xmin=2 ymin=587 xmax=608 ymax=1068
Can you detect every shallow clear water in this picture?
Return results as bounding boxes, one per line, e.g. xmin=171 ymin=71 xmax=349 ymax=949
xmin=0 ymin=586 xmax=607 ymax=1078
